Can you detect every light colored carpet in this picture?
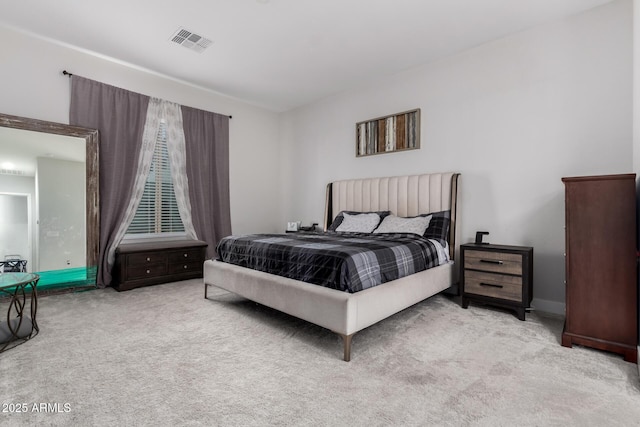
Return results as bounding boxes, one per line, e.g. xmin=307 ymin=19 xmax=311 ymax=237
xmin=1 ymin=279 xmax=639 ymax=426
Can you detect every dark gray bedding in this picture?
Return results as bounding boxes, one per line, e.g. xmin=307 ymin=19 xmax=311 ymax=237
xmin=216 ymin=232 xmax=445 ymax=293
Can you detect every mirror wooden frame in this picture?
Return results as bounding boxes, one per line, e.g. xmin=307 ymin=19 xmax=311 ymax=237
xmin=0 ymin=113 xmax=99 ymax=285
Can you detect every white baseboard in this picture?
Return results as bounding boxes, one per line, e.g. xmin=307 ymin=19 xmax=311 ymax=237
xmin=531 ymin=298 xmax=565 ymax=316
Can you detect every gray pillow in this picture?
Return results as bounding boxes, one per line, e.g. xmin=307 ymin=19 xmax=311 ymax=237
xmin=335 ymin=212 xmax=382 ymax=233
xmin=373 ymin=214 xmax=432 ymax=235
xmin=328 ymin=210 xmax=390 ymax=231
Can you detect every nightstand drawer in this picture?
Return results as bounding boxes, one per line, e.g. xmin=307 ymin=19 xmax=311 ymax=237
xmin=464 ymin=250 xmax=522 ymax=275
xmin=464 ymin=270 xmax=522 ymax=302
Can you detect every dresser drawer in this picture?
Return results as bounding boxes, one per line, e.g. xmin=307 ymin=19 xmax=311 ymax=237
xmin=464 ymin=250 xmax=522 ymax=275
xmin=126 ymin=263 xmax=167 ymax=280
xmin=168 ymin=261 xmax=203 ymax=275
xmin=464 ymin=270 xmax=522 ymax=302
xmin=128 ymin=252 xmax=168 ymax=266
xmin=168 ymin=248 xmax=204 ymax=263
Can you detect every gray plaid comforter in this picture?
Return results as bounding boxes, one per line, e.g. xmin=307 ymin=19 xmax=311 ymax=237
xmin=216 ymin=232 xmax=444 ymax=293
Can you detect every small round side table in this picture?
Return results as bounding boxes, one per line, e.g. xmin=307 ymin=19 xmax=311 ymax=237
xmin=0 ymin=272 xmax=40 ymax=352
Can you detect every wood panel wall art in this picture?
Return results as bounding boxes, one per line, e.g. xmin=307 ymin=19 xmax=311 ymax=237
xmin=356 ymin=109 xmax=420 ymax=157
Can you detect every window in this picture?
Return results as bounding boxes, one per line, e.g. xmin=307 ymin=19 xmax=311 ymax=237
xmin=126 ymin=121 xmax=185 ymax=236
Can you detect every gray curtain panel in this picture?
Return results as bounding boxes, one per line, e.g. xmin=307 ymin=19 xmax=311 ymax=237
xmin=70 ymin=76 xmax=149 ymax=287
xmin=181 ymin=106 xmax=231 ymax=259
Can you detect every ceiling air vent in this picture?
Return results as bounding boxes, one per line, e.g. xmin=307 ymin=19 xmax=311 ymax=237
xmin=170 ymin=28 xmax=213 ymax=53
xmin=0 ymin=168 xmax=25 ymax=176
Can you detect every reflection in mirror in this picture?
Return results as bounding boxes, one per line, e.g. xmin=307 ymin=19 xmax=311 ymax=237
xmin=0 ymin=194 xmax=30 ymax=271
xmin=0 ymin=113 xmax=99 ymax=292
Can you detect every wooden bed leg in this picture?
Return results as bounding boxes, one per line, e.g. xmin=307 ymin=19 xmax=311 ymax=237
xmin=340 ymin=333 xmax=354 ymax=362
xmin=204 ymin=283 xmax=208 ymax=299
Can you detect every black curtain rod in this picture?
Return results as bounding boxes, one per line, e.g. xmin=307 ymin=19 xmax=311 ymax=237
xmin=61 ymin=70 xmax=232 ymax=119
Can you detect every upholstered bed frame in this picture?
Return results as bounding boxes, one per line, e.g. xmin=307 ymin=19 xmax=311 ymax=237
xmin=204 ymin=172 xmax=460 ymax=361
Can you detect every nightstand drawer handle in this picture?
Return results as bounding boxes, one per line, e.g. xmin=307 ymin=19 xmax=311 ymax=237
xmin=480 ymin=259 xmax=503 ymax=265
xmin=184 ymin=253 xmax=189 ymax=258
xmin=480 ymin=282 xmax=504 ymax=288
xmin=146 ymin=257 xmax=151 ymax=262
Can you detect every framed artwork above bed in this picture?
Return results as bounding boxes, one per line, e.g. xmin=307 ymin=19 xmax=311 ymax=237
xmin=356 ymin=108 xmax=420 ymax=157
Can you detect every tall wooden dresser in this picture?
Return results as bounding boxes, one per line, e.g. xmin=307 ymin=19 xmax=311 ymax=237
xmin=562 ymin=174 xmax=637 ymax=363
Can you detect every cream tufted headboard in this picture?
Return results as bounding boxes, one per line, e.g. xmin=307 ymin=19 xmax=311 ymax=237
xmin=324 ymin=172 xmax=460 ymax=259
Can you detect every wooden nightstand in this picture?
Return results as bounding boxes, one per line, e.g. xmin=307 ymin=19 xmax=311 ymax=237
xmin=460 ymin=243 xmax=533 ymax=320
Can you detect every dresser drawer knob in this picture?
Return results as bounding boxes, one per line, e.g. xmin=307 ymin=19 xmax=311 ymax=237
xmin=183 ymin=265 xmax=188 ymax=269
xmin=480 ymin=259 xmax=503 ymax=265
xmin=480 ymin=282 xmax=504 ymax=288
xmin=146 ymin=269 xmax=150 ymax=274
xmin=184 ymin=253 xmax=188 ymax=258
xmin=146 ymin=257 xmax=151 ymax=262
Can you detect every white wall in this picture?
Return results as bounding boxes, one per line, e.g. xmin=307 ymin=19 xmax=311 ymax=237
xmin=0 ymin=174 xmax=35 ymax=195
xmin=0 ymin=26 xmax=282 ymax=236
xmin=280 ymin=0 xmax=633 ymax=313
xmin=36 ymin=157 xmax=85 ymax=271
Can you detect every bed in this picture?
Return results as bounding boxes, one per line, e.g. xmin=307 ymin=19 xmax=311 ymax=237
xmin=204 ymin=172 xmax=460 ymax=361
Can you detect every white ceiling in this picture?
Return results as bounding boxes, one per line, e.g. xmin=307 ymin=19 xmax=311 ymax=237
xmin=0 ymin=127 xmax=85 ymax=177
xmin=1 ymin=0 xmax=614 ymax=112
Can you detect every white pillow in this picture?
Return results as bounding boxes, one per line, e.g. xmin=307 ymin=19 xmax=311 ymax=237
xmin=373 ymin=214 xmax=432 ymax=235
xmin=335 ymin=212 xmax=381 ymax=233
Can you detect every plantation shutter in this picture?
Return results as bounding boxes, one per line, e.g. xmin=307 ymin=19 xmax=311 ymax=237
xmin=127 ymin=121 xmax=185 ymax=234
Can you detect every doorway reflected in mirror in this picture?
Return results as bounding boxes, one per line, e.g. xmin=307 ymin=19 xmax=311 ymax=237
xmin=0 ymin=194 xmax=30 ymax=272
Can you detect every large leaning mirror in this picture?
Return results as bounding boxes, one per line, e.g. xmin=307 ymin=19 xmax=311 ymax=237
xmin=0 ymin=113 xmax=99 ymax=292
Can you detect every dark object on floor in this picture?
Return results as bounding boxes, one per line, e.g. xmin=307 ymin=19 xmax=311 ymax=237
xmin=0 ymin=272 xmax=40 ymax=352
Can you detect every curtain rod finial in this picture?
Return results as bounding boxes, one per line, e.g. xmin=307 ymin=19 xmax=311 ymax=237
xmin=62 ymin=70 xmax=73 ymax=77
